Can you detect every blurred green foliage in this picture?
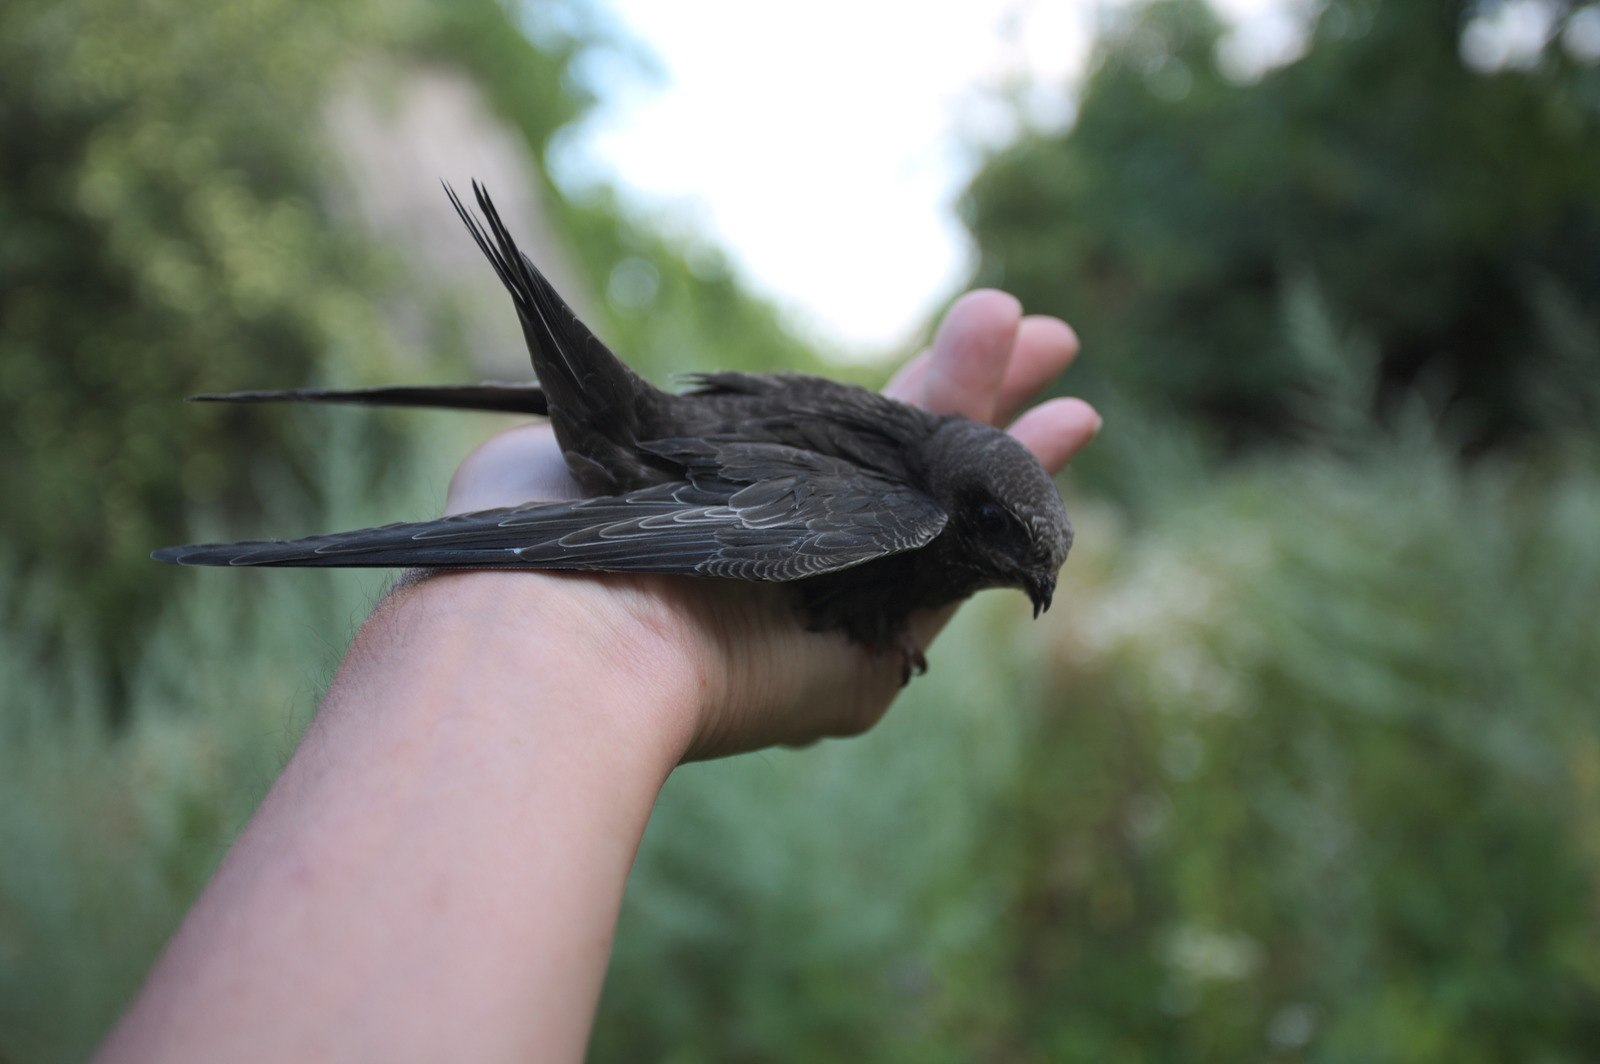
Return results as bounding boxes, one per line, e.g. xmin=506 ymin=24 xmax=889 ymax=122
xmin=0 ymin=0 xmax=421 ymax=695
xmin=965 ymin=0 xmax=1600 ymax=497
xmin=4 ymin=0 xmax=1600 ymax=1061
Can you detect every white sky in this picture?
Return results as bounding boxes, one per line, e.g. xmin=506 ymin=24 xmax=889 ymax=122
xmin=554 ymin=0 xmax=1302 ymax=355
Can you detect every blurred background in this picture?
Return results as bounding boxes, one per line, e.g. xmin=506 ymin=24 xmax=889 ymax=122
xmin=3 ymin=0 xmax=1599 ymax=1058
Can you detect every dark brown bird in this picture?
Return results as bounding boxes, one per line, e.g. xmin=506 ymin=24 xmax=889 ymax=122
xmin=155 ymin=183 xmax=1072 ymax=679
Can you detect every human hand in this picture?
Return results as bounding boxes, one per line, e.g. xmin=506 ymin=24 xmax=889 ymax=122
xmin=432 ymin=290 xmax=1100 ymax=761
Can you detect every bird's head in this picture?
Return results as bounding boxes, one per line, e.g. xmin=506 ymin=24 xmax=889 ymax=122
xmin=926 ymin=417 xmax=1073 ymax=616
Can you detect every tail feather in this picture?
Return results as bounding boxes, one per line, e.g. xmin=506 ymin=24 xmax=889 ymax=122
xmin=188 ymin=382 xmax=548 ymax=415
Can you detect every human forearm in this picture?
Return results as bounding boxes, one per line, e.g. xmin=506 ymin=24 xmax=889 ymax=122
xmin=97 ymin=571 xmax=698 ymax=1063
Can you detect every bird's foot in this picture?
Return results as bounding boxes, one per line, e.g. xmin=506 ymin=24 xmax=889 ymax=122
xmin=895 ymin=634 xmax=928 ymax=687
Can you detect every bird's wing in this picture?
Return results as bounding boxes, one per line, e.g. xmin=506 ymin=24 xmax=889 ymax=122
xmin=153 ymin=440 xmax=946 ymax=580
xmin=447 ymin=182 xmax=661 ymax=492
xmin=187 ymin=382 xmax=548 ymax=415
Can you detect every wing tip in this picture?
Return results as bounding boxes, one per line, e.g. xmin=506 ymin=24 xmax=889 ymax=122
xmin=153 ymin=541 xmax=274 ymax=566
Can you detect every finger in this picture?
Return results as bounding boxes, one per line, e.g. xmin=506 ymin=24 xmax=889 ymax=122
xmin=444 ymin=424 xmax=580 ymax=514
xmin=908 ymin=603 xmax=958 ymax=656
xmin=882 ymin=348 xmax=932 ymax=403
xmin=919 ymin=290 xmax=1022 ymax=422
xmin=1008 ymin=398 xmax=1102 ymax=475
xmin=821 ymin=649 xmax=910 ymax=740
xmin=994 ymin=316 xmax=1081 ymax=425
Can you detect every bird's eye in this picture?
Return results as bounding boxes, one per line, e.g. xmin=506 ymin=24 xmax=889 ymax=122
xmin=974 ymin=501 xmax=1008 ymax=535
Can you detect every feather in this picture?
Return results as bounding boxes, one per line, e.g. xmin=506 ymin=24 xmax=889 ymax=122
xmin=187 ymin=383 xmax=547 ymax=415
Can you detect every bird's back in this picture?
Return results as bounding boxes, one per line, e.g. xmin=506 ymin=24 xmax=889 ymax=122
xmin=636 ymin=372 xmax=943 ymax=487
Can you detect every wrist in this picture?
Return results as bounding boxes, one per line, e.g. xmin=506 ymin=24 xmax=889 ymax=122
xmin=372 ymin=569 xmax=709 ymax=765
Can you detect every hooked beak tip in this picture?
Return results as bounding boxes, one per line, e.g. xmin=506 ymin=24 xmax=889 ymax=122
xmin=1028 ymin=577 xmax=1055 ymax=619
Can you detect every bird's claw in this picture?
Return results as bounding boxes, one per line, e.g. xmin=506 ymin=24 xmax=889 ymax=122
xmin=895 ymin=636 xmax=928 ymax=687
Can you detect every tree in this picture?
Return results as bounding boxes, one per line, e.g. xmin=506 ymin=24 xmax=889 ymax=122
xmin=963 ymin=0 xmax=1600 ymax=488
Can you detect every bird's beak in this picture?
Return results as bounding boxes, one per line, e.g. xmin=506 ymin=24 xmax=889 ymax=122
xmin=1027 ymin=574 xmax=1056 ymax=619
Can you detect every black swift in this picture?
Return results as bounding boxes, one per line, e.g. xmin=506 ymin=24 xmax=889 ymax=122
xmin=155 ymin=183 xmax=1073 ymax=678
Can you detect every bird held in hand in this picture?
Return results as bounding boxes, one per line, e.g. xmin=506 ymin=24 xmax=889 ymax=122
xmin=154 ymin=183 xmax=1073 ymax=680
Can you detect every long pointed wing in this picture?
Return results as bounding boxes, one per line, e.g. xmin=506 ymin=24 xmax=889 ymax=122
xmin=446 ymin=182 xmax=660 ymax=492
xmin=188 ymin=382 xmax=548 ymax=415
xmin=153 ymin=444 xmax=947 ymax=581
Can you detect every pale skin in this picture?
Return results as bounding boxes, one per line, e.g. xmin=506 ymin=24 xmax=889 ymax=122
xmin=95 ymin=290 xmax=1101 ymax=1063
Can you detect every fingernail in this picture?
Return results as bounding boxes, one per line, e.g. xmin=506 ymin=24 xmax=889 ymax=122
xmin=1091 ymin=412 xmax=1104 ymax=437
